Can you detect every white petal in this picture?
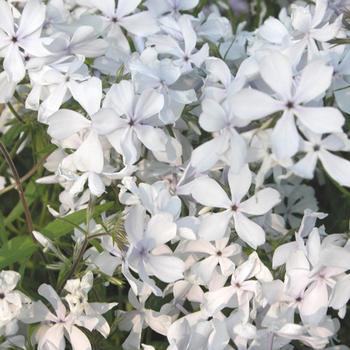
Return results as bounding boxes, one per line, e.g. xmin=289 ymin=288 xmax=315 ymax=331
xmin=69 ymin=77 xmax=102 ymax=116
xmin=258 ymin=17 xmax=289 ymax=44
xmin=40 ymin=83 xmax=68 ymax=118
xmin=300 ymin=281 xmax=328 ymax=326
xmin=239 ymin=188 xmax=281 ymax=215
xmin=233 ymin=211 xmax=266 ymax=249
xmin=38 ymin=284 xmax=66 ymax=319
xmin=47 ymin=110 xmax=90 ymax=140
xmin=134 ymin=125 xmax=167 ymax=152
xmin=144 ymin=310 xmax=171 ymax=336
xmin=330 ymin=275 xmax=350 ymax=310
xmin=88 ymin=173 xmax=105 ymax=196
xmin=68 ymin=325 xmax=92 ymax=350
xmin=145 ymin=213 xmax=177 ymax=246
xmin=189 ymin=44 xmax=209 ymax=68
xmin=199 ymin=99 xmax=227 ymax=132
xmin=94 ymin=0 xmax=115 ymax=16
xmin=190 ymin=177 xmax=231 ymax=209
xmin=16 ymin=0 xmax=45 ymax=39
xmin=260 ymin=52 xmax=293 ymax=100
xmin=0 ymin=71 xmax=16 ymax=103
xmin=294 ymin=61 xmax=333 ymax=104
xmin=293 ymin=152 xmax=318 ymax=179
xmin=190 ymin=136 xmax=228 ymax=172
xmin=205 ymin=58 xmax=232 ymax=88
xmin=319 ymin=149 xmax=350 ymax=187
xmin=120 ymin=127 xmax=141 ymax=165
xmin=335 ymin=86 xmax=350 ymax=114
xmin=148 ymin=255 xmax=185 ymax=283
xmin=134 ymin=89 xmax=164 ymax=121
xmin=272 ymin=110 xmax=299 ymax=159
xmin=73 ymin=131 xmax=104 ymax=173
xmin=179 ymin=16 xmax=196 ymax=55
xmin=227 ymin=164 xmax=251 ymax=204
xmin=0 ymin=0 xmax=14 ymax=36
xmin=295 ymin=106 xmax=344 ymax=134
xmin=91 ymin=108 xmax=125 ymax=135
xmin=178 ymin=0 xmax=199 ymax=10
xmin=104 ymin=80 xmax=134 ymax=117
xmin=231 ymin=88 xmax=282 ymax=120
xmin=272 ymin=242 xmax=298 ymax=268
xmin=116 ymin=0 xmax=141 ymax=18
xmin=4 ymin=45 xmax=25 ymax=83
xmin=198 ymin=210 xmax=232 ymax=241
xmin=192 ymin=256 xmax=218 ymax=284
xmin=38 ymin=324 xmax=65 ymax=350
xmin=125 ymin=205 xmax=146 ymax=245
xmin=119 ymin=12 xmax=159 ymax=36
xmin=204 ymin=286 xmax=236 ymax=315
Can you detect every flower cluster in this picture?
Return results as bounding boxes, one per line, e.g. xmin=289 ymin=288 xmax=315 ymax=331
xmin=0 ymin=0 xmax=350 ymax=349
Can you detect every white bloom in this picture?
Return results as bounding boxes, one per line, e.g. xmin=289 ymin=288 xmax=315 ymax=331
xmin=190 ymin=165 xmax=281 ymax=248
xmin=125 ymin=205 xmax=185 ymax=296
xmin=0 ymin=0 xmax=46 ymax=82
xmin=232 ymin=52 xmax=344 ymax=160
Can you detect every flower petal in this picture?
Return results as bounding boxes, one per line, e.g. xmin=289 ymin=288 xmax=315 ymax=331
xmin=148 ymin=255 xmax=185 ymax=283
xmin=190 ymin=177 xmax=231 ymax=209
xmin=260 ymin=52 xmax=293 ymax=100
xmin=199 ymin=99 xmax=227 ymax=132
xmin=134 ymin=88 xmax=164 ymax=121
xmin=295 ymin=106 xmax=344 ymax=134
xmin=73 ymin=131 xmax=104 ymax=173
xmin=16 ymin=0 xmax=46 ymax=39
xmin=198 ymin=210 xmax=232 ymax=241
xmin=233 ymin=211 xmax=266 ymax=249
xmin=69 ymin=77 xmax=102 ymax=116
xmin=294 ymin=61 xmax=333 ymax=104
xmin=47 ymin=109 xmax=90 ymax=140
xmin=271 ymin=110 xmax=299 ymax=159
xmin=231 ymin=88 xmax=282 ymax=120
xmin=239 ymin=188 xmax=281 ymax=215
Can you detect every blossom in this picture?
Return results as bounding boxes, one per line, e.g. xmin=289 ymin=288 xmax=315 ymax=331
xmin=23 ymin=284 xmax=108 ymax=350
xmin=190 ymin=165 xmax=281 ymax=248
xmin=232 ymin=52 xmax=344 ymax=159
xmin=0 ymin=0 xmax=46 ymax=82
xmin=125 ymin=205 xmax=185 ymax=296
xmin=94 ymin=80 xmax=168 ymax=165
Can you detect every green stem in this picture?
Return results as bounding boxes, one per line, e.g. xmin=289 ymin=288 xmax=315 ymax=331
xmin=6 ymin=102 xmax=24 ymax=123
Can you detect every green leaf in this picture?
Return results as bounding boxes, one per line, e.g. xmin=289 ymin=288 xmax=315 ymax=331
xmin=0 ymin=236 xmax=37 ymax=269
xmin=4 ymin=181 xmax=41 ymax=226
xmin=42 ymin=202 xmax=114 ymax=240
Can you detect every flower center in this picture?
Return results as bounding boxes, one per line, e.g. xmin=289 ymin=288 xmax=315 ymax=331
xmin=286 ymin=101 xmax=294 ymax=109
xmin=231 ymin=204 xmax=238 ymax=211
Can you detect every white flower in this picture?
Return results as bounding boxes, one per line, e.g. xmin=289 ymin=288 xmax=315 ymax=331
xmin=64 ymin=272 xmax=117 ymax=337
xmin=0 ymin=0 xmax=46 ymax=82
xmin=93 ymin=0 xmax=159 ymax=37
xmin=125 ymin=205 xmax=185 ymax=296
xmin=118 ymin=289 xmax=171 ymax=350
xmin=0 ymin=271 xmax=29 ymax=330
xmin=25 ymin=284 xmax=100 ymax=350
xmin=190 ymin=165 xmax=281 ymax=248
xmin=182 ymin=238 xmax=241 ymax=284
xmin=145 ymin=0 xmax=199 ymax=17
xmin=147 ymin=16 xmax=209 ymax=73
xmin=293 ymin=131 xmax=350 ymax=187
xmin=290 ymin=0 xmax=343 ymax=60
xmin=94 ymin=80 xmax=168 ymax=165
xmin=232 ymin=52 xmax=344 ymax=160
